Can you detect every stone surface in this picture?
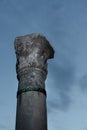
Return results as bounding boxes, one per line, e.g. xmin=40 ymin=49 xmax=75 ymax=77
xmin=14 ymin=33 xmax=54 ymax=130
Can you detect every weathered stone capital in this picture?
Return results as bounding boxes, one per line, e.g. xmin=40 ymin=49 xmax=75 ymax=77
xmin=14 ymin=33 xmax=54 ymax=89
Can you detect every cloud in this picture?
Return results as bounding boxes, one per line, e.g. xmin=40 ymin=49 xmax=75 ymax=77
xmin=0 ymin=123 xmax=7 ymax=129
xmin=79 ymin=74 xmax=87 ymax=92
xmin=47 ymin=43 xmax=75 ymax=111
xmin=48 ymin=93 xmax=71 ymax=112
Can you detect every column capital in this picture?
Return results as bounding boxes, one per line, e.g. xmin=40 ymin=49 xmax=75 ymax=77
xmin=14 ymin=33 xmax=54 ymax=90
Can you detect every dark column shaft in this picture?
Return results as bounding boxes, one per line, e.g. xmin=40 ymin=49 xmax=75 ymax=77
xmin=14 ymin=34 xmax=54 ymax=130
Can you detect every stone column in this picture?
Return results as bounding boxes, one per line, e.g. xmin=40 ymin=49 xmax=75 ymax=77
xmin=14 ymin=33 xmax=54 ymax=130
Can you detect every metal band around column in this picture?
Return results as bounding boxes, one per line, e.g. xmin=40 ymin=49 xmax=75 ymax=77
xmin=17 ymin=86 xmax=47 ymax=98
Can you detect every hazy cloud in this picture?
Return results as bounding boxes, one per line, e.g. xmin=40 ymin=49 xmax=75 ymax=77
xmin=79 ymin=74 xmax=87 ymax=92
xmin=47 ymin=44 xmax=75 ymax=111
xmin=0 ymin=123 xmax=7 ymax=130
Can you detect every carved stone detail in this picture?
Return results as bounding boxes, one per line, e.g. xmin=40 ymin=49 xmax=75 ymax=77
xmin=14 ymin=34 xmax=54 ymax=89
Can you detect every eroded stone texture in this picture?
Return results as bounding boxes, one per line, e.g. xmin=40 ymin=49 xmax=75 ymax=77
xmin=14 ymin=33 xmax=54 ymax=130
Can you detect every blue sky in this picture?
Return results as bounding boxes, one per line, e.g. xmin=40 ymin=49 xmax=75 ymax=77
xmin=1 ymin=0 xmax=87 ymax=130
